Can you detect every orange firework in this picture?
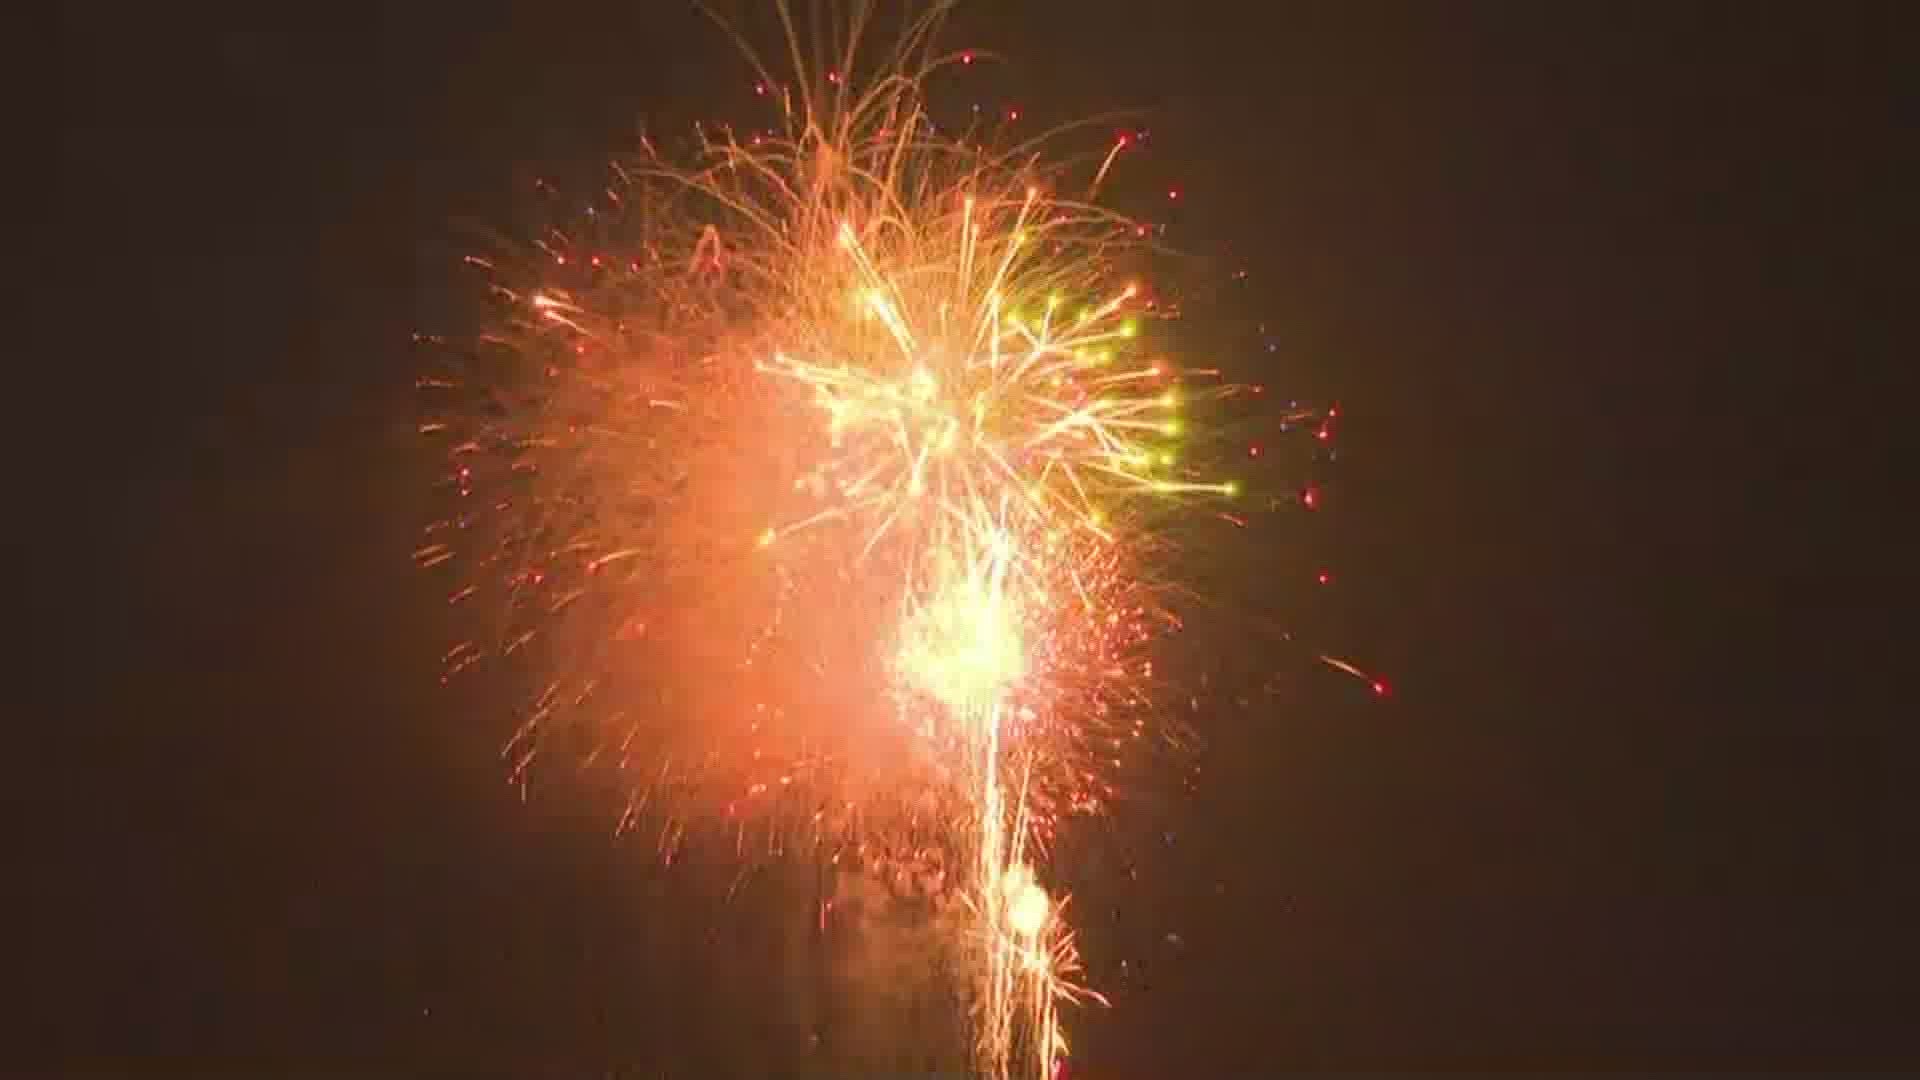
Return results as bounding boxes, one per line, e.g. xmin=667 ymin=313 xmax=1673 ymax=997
xmin=415 ymin=3 xmax=1366 ymax=1076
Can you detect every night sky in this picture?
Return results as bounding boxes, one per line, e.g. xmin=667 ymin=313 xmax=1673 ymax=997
xmin=51 ymin=1 xmax=1905 ymax=1072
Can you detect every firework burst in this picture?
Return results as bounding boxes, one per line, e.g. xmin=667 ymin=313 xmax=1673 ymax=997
xmin=416 ymin=3 xmax=1367 ymax=1075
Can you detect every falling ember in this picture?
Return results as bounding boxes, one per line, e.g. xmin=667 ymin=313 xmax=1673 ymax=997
xmin=1003 ymin=866 xmax=1050 ymax=939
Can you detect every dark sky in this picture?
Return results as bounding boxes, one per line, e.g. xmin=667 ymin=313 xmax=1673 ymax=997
xmin=51 ymin=1 xmax=1905 ymax=1072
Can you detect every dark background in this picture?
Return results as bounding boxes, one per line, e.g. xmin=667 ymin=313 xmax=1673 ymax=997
xmin=50 ymin=1 xmax=1906 ymax=1072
